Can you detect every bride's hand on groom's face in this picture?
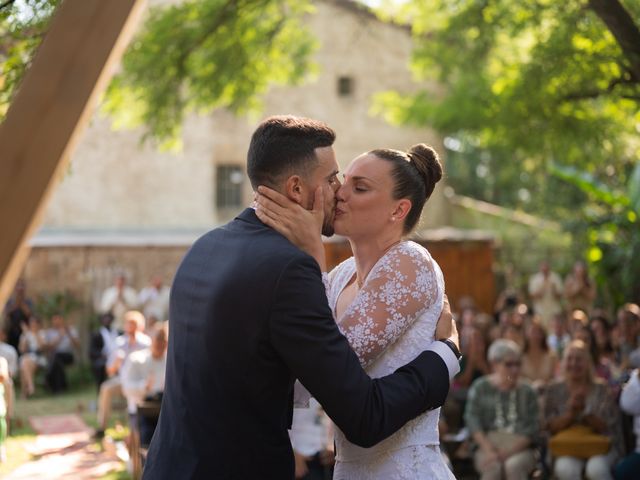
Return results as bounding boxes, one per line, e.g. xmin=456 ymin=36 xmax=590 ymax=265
xmin=255 ymin=185 xmax=324 ymax=254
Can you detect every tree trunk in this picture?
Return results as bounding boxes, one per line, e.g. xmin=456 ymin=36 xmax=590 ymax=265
xmin=588 ymin=0 xmax=640 ymax=81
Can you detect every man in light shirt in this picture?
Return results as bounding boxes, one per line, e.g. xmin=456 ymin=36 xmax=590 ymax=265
xmin=100 ymin=274 xmax=139 ymax=332
xmin=121 ymin=324 xmax=168 ymax=446
xmin=138 ymin=275 xmax=170 ymax=323
xmin=94 ymin=310 xmax=150 ymax=438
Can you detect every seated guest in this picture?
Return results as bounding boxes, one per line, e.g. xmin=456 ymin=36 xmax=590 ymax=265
xmin=616 ymin=368 xmax=640 ymax=480
xmin=456 ymin=326 xmax=491 ymax=390
xmin=143 ymin=314 xmax=161 ymax=338
xmin=548 ymin=311 xmax=571 ymax=359
xmin=3 ymin=279 xmax=33 ymax=352
xmin=573 ymin=324 xmax=618 ymax=391
xmin=568 ymin=309 xmax=589 ymax=337
xmin=0 ymin=330 xmax=17 ymax=379
xmin=89 ymin=312 xmax=118 ymax=390
xmin=544 ymin=340 xmax=623 ymax=480
xmin=121 ymin=324 xmax=168 ymax=446
xmin=0 ymin=357 xmax=10 ymax=462
xmin=0 ymin=330 xmax=17 ymax=427
xmin=445 ymin=326 xmax=490 ymax=431
xmin=43 ymin=313 xmax=80 ymax=393
xmin=617 ymin=303 xmax=640 ymax=374
xmin=589 ymin=311 xmax=621 ymax=377
xmin=18 ymin=316 xmax=47 ymax=398
xmin=290 ymin=396 xmax=334 ymax=480
xmin=501 ymin=323 xmax=526 ymax=350
xmin=95 ymin=310 xmax=150 ymax=438
xmin=464 ymin=339 xmax=539 ymax=480
xmin=521 ymin=319 xmax=558 ymax=392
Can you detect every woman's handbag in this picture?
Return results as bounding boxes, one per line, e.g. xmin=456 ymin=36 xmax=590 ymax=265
xmin=473 ymin=430 xmax=533 ymax=472
xmin=548 ymin=424 xmax=610 ymax=458
xmin=487 ymin=430 xmax=529 ymax=450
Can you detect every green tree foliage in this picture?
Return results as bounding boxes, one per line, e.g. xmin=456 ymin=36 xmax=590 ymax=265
xmin=372 ymin=0 xmax=640 ymax=304
xmin=1 ymin=0 xmax=316 ymax=149
xmin=102 ymin=0 xmax=317 ymax=150
xmin=0 ymin=0 xmax=60 ymax=117
xmin=374 ymin=0 xmax=640 ymax=217
xmin=551 ymin=162 xmax=640 ymax=304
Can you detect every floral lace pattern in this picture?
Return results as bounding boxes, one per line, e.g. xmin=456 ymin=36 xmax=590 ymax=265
xmin=327 ymin=241 xmax=447 ymax=474
xmin=329 ymin=241 xmax=440 ymax=369
xmin=333 ymin=444 xmax=455 ymax=480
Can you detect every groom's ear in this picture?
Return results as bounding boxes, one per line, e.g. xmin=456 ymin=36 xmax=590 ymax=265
xmin=284 ymin=175 xmax=304 ymax=205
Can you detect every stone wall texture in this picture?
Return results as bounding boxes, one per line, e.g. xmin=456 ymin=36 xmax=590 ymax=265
xmin=40 ymin=0 xmax=448 ymax=233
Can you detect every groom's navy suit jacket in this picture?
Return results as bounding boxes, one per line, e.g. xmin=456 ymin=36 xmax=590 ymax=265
xmin=143 ymin=208 xmax=454 ymax=480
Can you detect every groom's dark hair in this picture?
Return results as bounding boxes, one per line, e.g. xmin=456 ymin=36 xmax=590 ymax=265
xmin=247 ymin=115 xmax=336 ymax=189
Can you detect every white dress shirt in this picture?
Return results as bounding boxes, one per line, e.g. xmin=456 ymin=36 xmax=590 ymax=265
xmin=121 ymin=349 xmax=167 ymax=414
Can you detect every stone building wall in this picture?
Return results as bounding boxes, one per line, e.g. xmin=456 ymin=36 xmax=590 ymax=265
xmin=40 ymin=0 xmax=448 ymax=233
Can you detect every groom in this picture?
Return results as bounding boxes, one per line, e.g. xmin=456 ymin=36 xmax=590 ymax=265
xmin=143 ymin=116 xmax=461 ymax=479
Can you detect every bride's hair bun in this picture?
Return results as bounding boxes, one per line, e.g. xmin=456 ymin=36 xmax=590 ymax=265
xmin=368 ymin=143 xmax=443 ymax=234
xmin=407 ymin=143 xmax=442 ymax=199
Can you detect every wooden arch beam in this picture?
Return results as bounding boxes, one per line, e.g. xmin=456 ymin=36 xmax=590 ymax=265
xmin=0 ymin=0 xmax=146 ymax=306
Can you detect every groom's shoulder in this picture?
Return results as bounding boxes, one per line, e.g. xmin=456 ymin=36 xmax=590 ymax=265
xmin=187 ymin=211 xmax=314 ymax=264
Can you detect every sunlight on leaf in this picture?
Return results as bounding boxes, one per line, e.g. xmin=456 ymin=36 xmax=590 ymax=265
xmin=588 ymin=246 xmax=603 ymax=262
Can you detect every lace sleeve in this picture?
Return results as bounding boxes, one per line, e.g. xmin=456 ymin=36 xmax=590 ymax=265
xmin=338 ymin=244 xmax=440 ymax=368
xmin=321 ymin=272 xmax=331 ymax=296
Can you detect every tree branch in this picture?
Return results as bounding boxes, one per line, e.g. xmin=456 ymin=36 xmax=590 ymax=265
xmin=0 ymin=0 xmax=16 ymax=12
xmin=0 ymin=27 xmax=47 ymax=57
xmin=587 ymin=0 xmax=640 ymax=81
xmin=172 ymin=0 xmax=273 ymax=84
xmin=562 ymin=75 xmax=639 ymax=101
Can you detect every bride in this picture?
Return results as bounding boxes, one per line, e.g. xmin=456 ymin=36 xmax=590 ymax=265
xmin=256 ymin=143 xmax=456 ymax=479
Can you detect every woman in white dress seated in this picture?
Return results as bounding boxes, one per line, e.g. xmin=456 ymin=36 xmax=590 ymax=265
xmin=257 ymin=143 xmax=455 ymax=479
xmin=18 ymin=316 xmax=47 ymax=398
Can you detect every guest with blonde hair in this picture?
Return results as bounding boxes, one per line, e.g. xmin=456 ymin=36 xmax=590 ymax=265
xmin=543 ymin=340 xmax=622 ymax=480
xmin=94 ymin=310 xmax=150 ymax=438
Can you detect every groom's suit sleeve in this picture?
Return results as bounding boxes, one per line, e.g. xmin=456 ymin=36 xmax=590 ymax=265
xmin=269 ymin=254 xmax=459 ymax=448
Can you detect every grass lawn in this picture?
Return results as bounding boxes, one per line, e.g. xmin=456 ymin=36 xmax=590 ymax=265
xmin=0 ymin=366 xmax=132 ymax=479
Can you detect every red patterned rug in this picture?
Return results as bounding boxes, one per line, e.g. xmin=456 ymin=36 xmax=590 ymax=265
xmin=29 ymin=414 xmax=92 ymax=435
xmin=3 ymin=414 xmax=122 ymax=479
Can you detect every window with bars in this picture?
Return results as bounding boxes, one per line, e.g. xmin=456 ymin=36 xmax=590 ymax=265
xmin=337 ymin=76 xmax=354 ymax=97
xmin=216 ymin=165 xmax=244 ymax=210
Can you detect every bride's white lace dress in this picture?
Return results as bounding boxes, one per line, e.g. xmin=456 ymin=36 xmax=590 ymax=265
xmin=326 ymin=240 xmax=455 ymax=480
